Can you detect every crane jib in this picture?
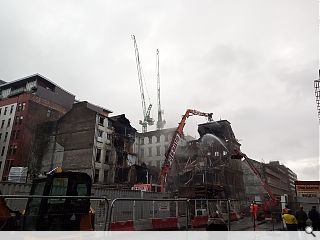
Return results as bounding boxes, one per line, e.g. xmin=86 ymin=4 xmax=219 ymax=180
xmin=167 ymin=133 xmax=181 ymax=165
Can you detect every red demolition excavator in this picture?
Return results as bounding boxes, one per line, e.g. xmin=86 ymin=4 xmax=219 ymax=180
xmin=133 ymin=109 xmax=213 ymax=192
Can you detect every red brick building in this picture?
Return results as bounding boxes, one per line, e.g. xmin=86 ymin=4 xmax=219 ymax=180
xmin=0 ymin=74 xmax=75 ymax=180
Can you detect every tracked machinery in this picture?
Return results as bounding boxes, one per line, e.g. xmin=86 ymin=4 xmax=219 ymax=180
xmin=133 ymin=109 xmax=213 ymax=192
xmin=232 ymin=150 xmax=280 ymax=220
xmin=0 ymin=167 xmax=95 ymax=231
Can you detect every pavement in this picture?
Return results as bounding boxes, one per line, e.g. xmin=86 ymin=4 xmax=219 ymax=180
xmin=230 ymin=216 xmax=284 ymax=231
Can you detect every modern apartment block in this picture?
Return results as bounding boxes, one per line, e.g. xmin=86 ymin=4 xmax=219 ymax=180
xmin=0 ymin=74 xmax=75 ymax=180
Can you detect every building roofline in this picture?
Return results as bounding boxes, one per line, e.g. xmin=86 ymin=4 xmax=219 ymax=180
xmin=74 ymin=101 xmax=113 ymax=114
xmin=136 ymin=127 xmax=177 ymax=135
xmin=0 ymin=73 xmax=75 ymax=97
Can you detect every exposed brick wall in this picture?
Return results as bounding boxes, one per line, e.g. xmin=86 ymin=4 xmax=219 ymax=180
xmin=56 ymin=105 xmax=96 ymax=171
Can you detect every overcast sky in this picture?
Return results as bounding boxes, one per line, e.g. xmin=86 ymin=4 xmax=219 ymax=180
xmin=0 ymin=0 xmax=319 ymax=180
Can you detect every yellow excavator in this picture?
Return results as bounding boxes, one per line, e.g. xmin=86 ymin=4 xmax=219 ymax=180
xmin=1 ymin=167 xmax=95 ymax=231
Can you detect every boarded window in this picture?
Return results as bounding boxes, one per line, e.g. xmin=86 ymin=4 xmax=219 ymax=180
xmin=148 ymin=147 xmax=152 ymax=157
xmin=96 ymin=149 xmax=101 ymax=162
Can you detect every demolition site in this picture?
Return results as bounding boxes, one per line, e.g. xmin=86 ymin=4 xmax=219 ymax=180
xmin=0 ymin=36 xmax=319 ymax=231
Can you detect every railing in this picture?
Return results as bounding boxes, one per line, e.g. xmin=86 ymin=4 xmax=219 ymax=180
xmin=108 ymin=198 xmax=190 ymax=230
xmin=2 ymin=195 xmax=318 ymax=231
xmin=0 ymin=195 xmax=110 ymax=231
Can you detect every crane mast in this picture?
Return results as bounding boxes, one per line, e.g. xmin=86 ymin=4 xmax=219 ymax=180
xmin=131 ymin=35 xmax=154 ymax=132
xmin=156 ymin=49 xmax=166 ymax=130
xmin=314 ymin=72 xmax=320 ymax=122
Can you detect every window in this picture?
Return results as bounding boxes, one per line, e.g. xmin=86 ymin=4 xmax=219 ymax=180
xmin=4 ymin=132 xmax=8 ymax=142
xmin=22 ymin=103 xmax=26 ymax=111
xmin=165 ymin=134 xmax=169 ymax=142
xmin=8 ymin=145 xmax=18 ymax=155
xmin=47 ymin=109 xmax=52 ymax=117
xmin=140 ymin=148 xmax=144 ymax=157
xmin=156 ymin=146 xmax=160 ymax=156
xmin=104 ymin=171 xmax=108 ymax=184
xmin=96 ymin=149 xmax=101 ymax=162
xmin=12 ymin=146 xmax=17 ymax=155
xmin=97 ymin=130 xmax=103 ymax=138
xmin=107 ymin=120 xmax=112 ymax=128
xmin=94 ymin=170 xmax=99 ymax=183
xmin=0 ymin=133 xmax=2 ymax=140
xmin=223 ymin=151 xmax=227 ymax=156
xmin=105 ymin=151 xmax=110 ymax=164
xmin=214 ymin=152 xmax=220 ymax=157
xmin=98 ymin=116 xmax=104 ymax=126
xmin=140 ymin=138 xmax=144 ymax=145
xmin=1 ymin=147 xmax=5 ymax=156
xmin=0 ymin=108 xmax=2 ymax=115
xmin=19 ymin=116 xmax=23 ymax=125
xmin=4 ymin=107 xmax=7 ymax=115
xmin=7 ymin=118 xmax=11 ymax=128
xmin=156 ymin=135 xmax=160 ymax=143
xmin=1 ymin=120 xmax=4 ymax=128
xmin=10 ymin=105 xmax=14 ymax=114
xmin=148 ymin=147 xmax=152 ymax=157
xmin=107 ymin=134 xmax=112 ymax=141
xmin=14 ymin=116 xmax=19 ymax=125
xmin=148 ymin=136 xmax=152 ymax=144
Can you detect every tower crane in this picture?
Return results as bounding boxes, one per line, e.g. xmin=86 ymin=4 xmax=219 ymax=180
xmin=314 ymin=71 xmax=320 ymax=122
xmin=156 ymin=49 xmax=166 ymax=130
xmin=131 ymin=35 xmax=154 ymax=133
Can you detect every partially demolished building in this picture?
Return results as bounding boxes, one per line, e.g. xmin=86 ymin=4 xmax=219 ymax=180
xmin=173 ymin=120 xmax=246 ymax=200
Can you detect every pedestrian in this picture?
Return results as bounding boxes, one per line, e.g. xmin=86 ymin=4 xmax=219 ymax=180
xmin=308 ymin=206 xmax=320 ymax=231
xmin=295 ymin=206 xmax=308 ymax=231
xmin=282 ymin=204 xmax=290 ymax=215
xmin=282 ymin=209 xmax=297 ymax=231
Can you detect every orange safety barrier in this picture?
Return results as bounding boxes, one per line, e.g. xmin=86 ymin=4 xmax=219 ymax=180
xmin=192 ymin=215 xmax=208 ymax=228
xmin=110 ymin=220 xmax=135 ymax=231
xmin=151 ymin=217 xmax=179 ymax=230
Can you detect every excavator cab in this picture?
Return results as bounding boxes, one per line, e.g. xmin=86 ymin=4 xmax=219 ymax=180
xmin=22 ymin=171 xmax=92 ymax=230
